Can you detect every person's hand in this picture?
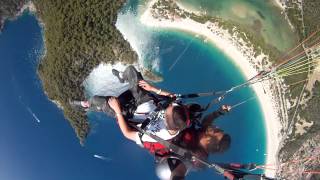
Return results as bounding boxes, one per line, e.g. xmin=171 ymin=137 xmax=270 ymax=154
xmin=221 ymin=105 xmax=231 ymax=112
xmin=138 ymin=80 xmax=154 ymax=91
xmin=243 ymin=163 xmax=256 ymax=170
xmin=108 ymin=97 xmax=121 ymax=113
xmin=169 ymin=94 xmax=176 ymax=99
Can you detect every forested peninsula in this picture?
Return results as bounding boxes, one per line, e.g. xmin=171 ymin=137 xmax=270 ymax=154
xmin=33 ymin=0 xmax=138 ymax=144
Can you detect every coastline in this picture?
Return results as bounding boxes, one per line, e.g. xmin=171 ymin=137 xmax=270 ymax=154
xmin=273 ymin=0 xmax=286 ymax=11
xmin=0 ymin=1 xmax=37 ymax=32
xmin=140 ymin=0 xmax=281 ymax=177
xmin=19 ymin=1 xmax=37 ymax=15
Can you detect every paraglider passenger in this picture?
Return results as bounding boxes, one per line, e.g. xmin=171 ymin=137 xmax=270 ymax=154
xmin=155 ymin=105 xmax=232 ymax=180
xmin=70 ymin=65 xmax=189 ymax=144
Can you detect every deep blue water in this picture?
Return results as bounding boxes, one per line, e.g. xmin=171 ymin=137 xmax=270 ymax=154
xmin=0 ymin=11 xmax=266 ymax=180
xmin=0 ymin=12 xmax=156 ymax=180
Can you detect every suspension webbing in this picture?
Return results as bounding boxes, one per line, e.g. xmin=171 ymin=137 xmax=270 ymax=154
xmin=130 ymin=124 xmax=274 ymax=180
xmin=131 ymin=124 xmax=236 ymax=179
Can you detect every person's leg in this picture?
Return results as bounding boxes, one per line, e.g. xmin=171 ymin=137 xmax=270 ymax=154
xmin=70 ymin=95 xmax=134 ymax=119
xmin=112 ymin=69 xmax=125 ymax=83
xmin=89 ymin=96 xmax=116 ymax=117
xmin=87 ymin=94 xmax=137 ymax=120
xmin=121 ymin=65 xmax=153 ymax=104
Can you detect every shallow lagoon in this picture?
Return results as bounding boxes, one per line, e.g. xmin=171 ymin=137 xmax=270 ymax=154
xmin=177 ymin=0 xmax=298 ymax=52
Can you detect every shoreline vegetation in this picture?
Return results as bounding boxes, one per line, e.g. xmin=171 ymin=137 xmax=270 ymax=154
xmin=140 ymin=0 xmax=320 ymax=178
xmin=32 ymin=0 xmax=139 ymax=144
xmin=276 ymin=0 xmax=320 ymax=179
xmin=0 ymin=0 xmax=27 ymax=31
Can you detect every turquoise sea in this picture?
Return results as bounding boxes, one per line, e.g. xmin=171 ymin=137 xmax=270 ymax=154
xmin=0 ymin=4 xmax=267 ymax=180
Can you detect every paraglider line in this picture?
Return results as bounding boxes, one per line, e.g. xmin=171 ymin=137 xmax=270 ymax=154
xmin=169 ymin=38 xmax=194 ymax=71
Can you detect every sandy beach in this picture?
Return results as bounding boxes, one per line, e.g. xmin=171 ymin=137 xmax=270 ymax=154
xmin=274 ymin=0 xmax=286 ymax=10
xmin=140 ymin=0 xmax=281 ymax=177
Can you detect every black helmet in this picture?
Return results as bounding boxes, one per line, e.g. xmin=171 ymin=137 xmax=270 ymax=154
xmin=155 ymin=156 xmax=186 ymax=180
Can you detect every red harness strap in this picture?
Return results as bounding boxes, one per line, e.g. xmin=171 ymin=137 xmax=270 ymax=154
xmin=141 ymin=104 xmax=191 ymax=156
xmin=143 ymin=142 xmax=170 ymax=156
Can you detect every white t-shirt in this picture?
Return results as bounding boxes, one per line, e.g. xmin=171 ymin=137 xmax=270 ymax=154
xmin=134 ymin=109 xmax=179 ymax=145
xmin=132 ymin=100 xmax=157 ymax=122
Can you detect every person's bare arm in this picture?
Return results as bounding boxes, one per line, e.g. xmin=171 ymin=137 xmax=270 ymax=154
xmin=138 ymin=80 xmax=175 ymax=98
xmin=201 ymin=105 xmax=231 ymax=128
xmin=108 ymin=97 xmax=136 ymax=142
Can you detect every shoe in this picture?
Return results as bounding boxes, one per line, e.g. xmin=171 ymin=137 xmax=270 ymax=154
xmin=112 ymin=69 xmax=125 ymax=83
xmin=69 ymin=99 xmax=85 ymax=110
